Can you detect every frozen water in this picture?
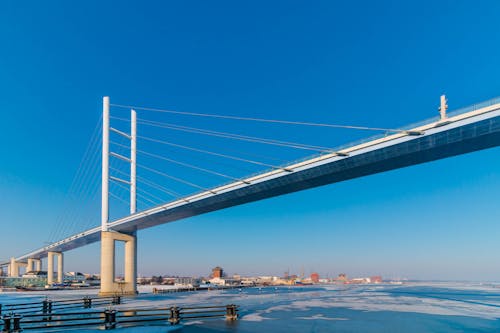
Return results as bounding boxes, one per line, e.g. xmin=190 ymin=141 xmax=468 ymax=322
xmin=2 ymin=282 xmax=500 ymax=332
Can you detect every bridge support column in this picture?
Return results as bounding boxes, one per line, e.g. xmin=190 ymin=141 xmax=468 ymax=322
xmin=34 ymin=259 xmax=41 ymax=271
xmin=58 ymin=253 xmax=64 ymax=283
xmin=25 ymin=258 xmax=41 ymax=272
xmin=99 ymin=231 xmax=137 ymax=296
xmin=47 ymin=252 xmax=64 ymax=285
xmin=9 ymin=257 xmax=19 ymax=277
xmin=27 ymin=258 xmax=34 ymax=273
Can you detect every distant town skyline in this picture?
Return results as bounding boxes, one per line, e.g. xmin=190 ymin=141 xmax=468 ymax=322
xmin=1 ymin=1 xmax=500 ymax=281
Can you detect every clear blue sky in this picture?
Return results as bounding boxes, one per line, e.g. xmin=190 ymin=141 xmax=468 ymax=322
xmin=1 ymin=0 xmax=500 ymax=280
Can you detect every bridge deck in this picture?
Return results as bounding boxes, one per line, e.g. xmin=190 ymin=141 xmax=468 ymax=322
xmin=12 ymin=99 xmax=500 ymax=262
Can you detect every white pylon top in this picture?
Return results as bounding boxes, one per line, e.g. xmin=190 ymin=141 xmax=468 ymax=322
xmin=439 ymin=94 xmax=448 ymax=120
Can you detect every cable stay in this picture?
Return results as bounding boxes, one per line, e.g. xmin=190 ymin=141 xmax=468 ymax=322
xmin=136 ymin=118 xmax=334 ymax=152
xmin=113 ymin=169 xmax=164 ymax=205
xmin=136 ymin=191 xmax=160 ymax=206
xmin=109 ymin=188 xmax=165 ymax=223
xmin=112 ymin=115 xmax=289 ymax=164
xmin=110 ymin=103 xmax=410 ymax=133
xmin=136 ymin=187 xmax=166 ymax=205
xmin=137 ymin=175 xmax=184 ymax=199
xmin=48 ymin=117 xmax=102 ymax=242
xmin=111 ymin=116 xmax=334 ymax=152
xmin=138 ymin=148 xmax=252 ymax=185
xmin=110 ymin=166 xmax=183 ymax=200
xmin=109 ymin=191 xmax=130 ymax=206
xmin=111 ymin=141 xmax=251 ymax=184
xmin=111 ymin=180 xmax=159 ymax=207
xmin=137 ymin=163 xmax=217 ymax=194
xmin=138 ymin=135 xmax=294 ymax=172
xmin=61 ymin=141 xmax=102 ymax=238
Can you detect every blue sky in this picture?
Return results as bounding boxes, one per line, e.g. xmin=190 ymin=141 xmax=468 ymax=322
xmin=1 ymin=0 xmax=500 ymax=280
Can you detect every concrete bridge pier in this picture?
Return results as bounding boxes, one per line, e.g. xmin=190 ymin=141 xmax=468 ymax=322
xmin=99 ymin=230 xmax=137 ymax=296
xmin=47 ymin=252 xmax=64 ymax=285
xmin=35 ymin=258 xmax=41 ymax=271
xmin=26 ymin=258 xmax=40 ymax=273
xmin=8 ymin=258 xmax=27 ymax=277
xmin=9 ymin=257 xmax=19 ymax=277
xmin=27 ymin=258 xmax=33 ymax=273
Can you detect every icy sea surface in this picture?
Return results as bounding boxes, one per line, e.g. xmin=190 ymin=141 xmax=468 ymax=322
xmin=2 ymin=282 xmax=500 ymax=332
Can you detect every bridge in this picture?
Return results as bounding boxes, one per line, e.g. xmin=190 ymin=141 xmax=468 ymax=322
xmin=2 ymin=95 xmax=500 ymax=295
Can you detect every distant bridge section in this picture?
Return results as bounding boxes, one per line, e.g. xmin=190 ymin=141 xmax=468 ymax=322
xmin=11 ymin=98 xmax=500 ymax=262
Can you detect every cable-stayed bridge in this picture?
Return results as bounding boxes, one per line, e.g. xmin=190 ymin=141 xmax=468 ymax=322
xmin=2 ymin=95 xmax=500 ymax=295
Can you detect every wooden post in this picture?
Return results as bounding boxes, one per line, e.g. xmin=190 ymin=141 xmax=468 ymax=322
xmin=12 ymin=315 xmax=21 ymax=332
xmin=226 ymin=304 xmax=238 ymax=320
xmin=2 ymin=315 xmax=11 ymax=332
xmin=169 ymin=306 xmax=180 ymax=325
xmin=104 ymin=309 xmax=116 ymax=330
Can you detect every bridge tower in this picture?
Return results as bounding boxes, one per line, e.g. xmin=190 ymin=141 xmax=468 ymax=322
xmin=99 ymin=96 xmax=138 ymax=296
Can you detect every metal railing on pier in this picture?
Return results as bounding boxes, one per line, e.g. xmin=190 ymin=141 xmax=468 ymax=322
xmin=0 ymin=304 xmax=238 ymax=331
xmin=0 ymin=296 xmax=122 ymax=316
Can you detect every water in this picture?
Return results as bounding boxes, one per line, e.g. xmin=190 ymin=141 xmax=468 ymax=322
xmin=2 ymin=282 xmax=500 ymax=332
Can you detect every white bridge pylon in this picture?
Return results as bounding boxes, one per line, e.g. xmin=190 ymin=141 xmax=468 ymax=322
xmin=100 ymin=96 xmax=138 ymax=295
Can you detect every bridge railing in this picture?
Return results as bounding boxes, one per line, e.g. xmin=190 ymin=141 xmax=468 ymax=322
xmin=446 ymin=96 xmax=500 ymax=118
xmin=0 ymin=304 xmax=239 ymax=331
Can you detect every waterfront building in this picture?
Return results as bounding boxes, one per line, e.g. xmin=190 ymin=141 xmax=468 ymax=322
xmin=175 ymin=277 xmax=201 ymax=288
xmin=209 ymin=277 xmax=240 ymax=286
xmin=212 ymin=266 xmax=224 ymax=278
xmin=137 ymin=276 xmax=151 ymax=285
xmin=241 ymin=277 xmax=258 ymax=286
xmin=22 ymin=271 xmax=47 ymax=278
xmin=310 ymin=272 xmax=320 ymax=283
xmin=336 ymin=273 xmax=348 ymax=282
xmin=66 ymin=272 xmax=86 ymax=282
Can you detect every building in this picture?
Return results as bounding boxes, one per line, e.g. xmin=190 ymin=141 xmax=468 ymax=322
xmin=310 ymin=272 xmax=320 ymax=283
xmin=347 ymin=278 xmax=369 ymax=284
xmin=370 ymin=276 xmax=383 ymax=284
xmin=175 ymin=277 xmax=201 ymax=288
xmin=212 ymin=266 xmax=224 ymax=278
xmin=336 ymin=273 xmax=348 ymax=282
xmin=209 ymin=277 xmax=241 ymax=286
xmin=65 ymin=272 xmax=86 ymax=283
xmin=22 ymin=271 xmax=47 ymax=278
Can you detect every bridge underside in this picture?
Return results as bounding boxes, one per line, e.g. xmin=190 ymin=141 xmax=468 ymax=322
xmin=14 ymin=114 xmax=500 ymax=261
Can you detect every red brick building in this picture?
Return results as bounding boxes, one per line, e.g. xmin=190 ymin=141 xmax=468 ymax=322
xmin=212 ymin=266 xmax=224 ymax=278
